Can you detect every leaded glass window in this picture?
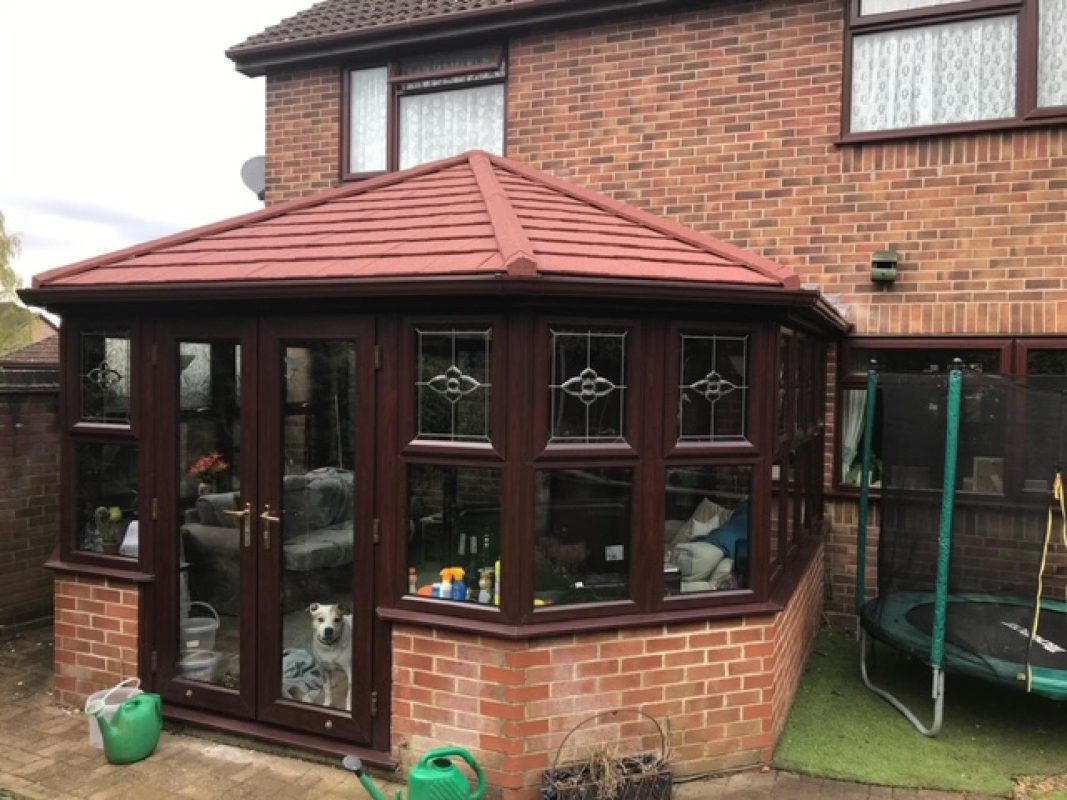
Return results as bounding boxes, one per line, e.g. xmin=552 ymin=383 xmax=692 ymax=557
xmin=416 ymin=328 xmax=492 ymax=443
xmin=550 ymin=330 xmax=627 ymax=444
xmin=81 ymin=331 xmax=131 ymax=424
xmin=678 ymin=335 xmax=749 ymax=443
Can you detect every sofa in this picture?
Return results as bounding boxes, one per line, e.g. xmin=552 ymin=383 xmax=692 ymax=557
xmin=181 ymin=467 xmax=354 ymax=615
xmin=665 ymin=497 xmax=749 ymax=592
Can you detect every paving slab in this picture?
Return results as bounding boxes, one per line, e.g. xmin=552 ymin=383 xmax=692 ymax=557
xmin=0 ymin=628 xmax=1007 ymax=800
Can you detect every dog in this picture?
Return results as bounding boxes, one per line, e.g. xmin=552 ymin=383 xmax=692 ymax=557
xmin=308 ymin=602 xmax=352 ymax=711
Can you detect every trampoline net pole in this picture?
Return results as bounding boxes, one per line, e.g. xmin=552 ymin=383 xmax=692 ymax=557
xmin=856 ymin=364 xmax=879 ymax=617
xmin=931 ymin=366 xmax=963 ymax=670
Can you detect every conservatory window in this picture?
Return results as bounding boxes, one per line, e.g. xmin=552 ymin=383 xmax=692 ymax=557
xmin=80 ymin=330 xmax=131 ymax=424
xmin=678 ymin=335 xmax=749 ymax=443
xmin=415 ymin=328 xmax=492 ymax=443
xmin=549 ymin=329 xmax=628 ymax=444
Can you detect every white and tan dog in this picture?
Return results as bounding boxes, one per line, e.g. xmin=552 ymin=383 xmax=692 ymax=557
xmin=308 ymin=602 xmax=352 ymax=711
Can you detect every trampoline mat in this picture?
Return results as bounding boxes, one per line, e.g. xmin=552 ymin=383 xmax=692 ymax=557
xmin=905 ymin=601 xmax=1067 ymax=671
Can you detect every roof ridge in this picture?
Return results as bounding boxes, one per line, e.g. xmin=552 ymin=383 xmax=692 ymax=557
xmin=467 ymin=151 xmax=538 ymax=278
xmin=486 ymin=153 xmax=800 ymax=289
xmin=33 ymin=154 xmax=473 ymax=288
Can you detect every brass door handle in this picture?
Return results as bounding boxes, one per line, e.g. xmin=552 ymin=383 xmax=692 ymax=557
xmin=223 ymin=503 xmax=252 ymax=548
xmin=260 ymin=505 xmax=280 ymax=549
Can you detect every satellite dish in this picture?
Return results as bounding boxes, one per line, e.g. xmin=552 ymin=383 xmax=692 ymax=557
xmin=241 ymin=156 xmax=266 ymax=202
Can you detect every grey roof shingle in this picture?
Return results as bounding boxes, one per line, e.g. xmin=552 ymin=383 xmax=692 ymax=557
xmin=229 ymin=0 xmax=529 ymax=54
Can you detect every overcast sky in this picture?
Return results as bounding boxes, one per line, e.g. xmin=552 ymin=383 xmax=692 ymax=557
xmin=0 ymin=1 xmax=312 ymax=288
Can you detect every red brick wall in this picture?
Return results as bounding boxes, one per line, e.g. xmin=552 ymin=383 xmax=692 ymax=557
xmin=392 ymin=544 xmax=823 ymax=799
xmin=265 ymin=66 xmax=342 ymax=205
xmin=0 ymin=387 xmax=59 ymax=627
xmin=53 ymin=575 xmax=140 ymax=708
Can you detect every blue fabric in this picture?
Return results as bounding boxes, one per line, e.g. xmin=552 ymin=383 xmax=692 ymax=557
xmin=694 ymin=499 xmax=749 ymax=562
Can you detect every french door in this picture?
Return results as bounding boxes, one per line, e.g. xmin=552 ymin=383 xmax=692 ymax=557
xmin=153 ymin=316 xmax=376 ymax=744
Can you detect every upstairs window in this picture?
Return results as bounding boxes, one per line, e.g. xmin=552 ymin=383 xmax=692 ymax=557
xmin=845 ymin=0 xmax=1067 ymax=138
xmin=348 ymin=46 xmax=506 ymax=176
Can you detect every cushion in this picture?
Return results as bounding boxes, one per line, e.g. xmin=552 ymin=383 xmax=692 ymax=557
xmin=282 ymin=524 xmax=354 ymax=572
xmin=306 ymin=468 xmax=354 ymax=528
xmin=195 ymin=492 xmax=240 ymax=528
xmin=671 ymin=541 xmax=725 ymax=582
xmin=700 ymin=499 xmax=750 ymax=562
xmin=669 ymin=497 xmax=731 ymax=546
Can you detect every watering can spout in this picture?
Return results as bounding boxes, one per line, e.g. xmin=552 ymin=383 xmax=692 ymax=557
xmin=87 ymin=692 xmax=162 ymax=765
xmin=343 ymin=756 xmax=402 ymax=800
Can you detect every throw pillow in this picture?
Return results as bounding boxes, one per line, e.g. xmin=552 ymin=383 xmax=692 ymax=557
xmin=668 ymin=497 xmax=731 ymax=546
xmin=671 ymin=541 xmax=725 ymax=582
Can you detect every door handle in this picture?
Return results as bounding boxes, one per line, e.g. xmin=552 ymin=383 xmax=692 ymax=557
xmin=223 ymin=503 xmax=252 ymax=548
xmin=260 ymin=505 xmax=280 ymax=549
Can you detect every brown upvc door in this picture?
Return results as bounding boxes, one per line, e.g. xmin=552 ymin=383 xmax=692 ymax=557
xmin=153 ymin=316 xmax=376 ymax=744
xmin=253 ymin=316 xmax=376 ymax=742
xmin=155 ymin=318 xmax=259 ymax=719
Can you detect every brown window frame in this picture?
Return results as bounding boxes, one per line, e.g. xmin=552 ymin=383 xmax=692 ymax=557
xmin=58 ymin=317 xmax=152 ymax=574
xmin=342 ymin=45 xmax=507 ymax=180
xmin=840 ymin=0 xmax=1067 ymax=143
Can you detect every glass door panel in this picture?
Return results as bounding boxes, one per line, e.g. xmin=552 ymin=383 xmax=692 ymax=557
xmin=277 ymin=341 xmax=356 ymax=710
xmin=256 ymin=319 xmax=374 ymax=743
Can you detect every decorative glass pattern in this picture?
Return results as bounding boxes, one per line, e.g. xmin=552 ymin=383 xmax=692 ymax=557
xmin=851 ymin=16 xmax=1017 ymax=132
xmin=550 ymin=330 xmax=627 ymax=444
xmin=416 ymin=328 xmax=491 ymax=442
xmin=349 ymin=66 xmax=389 ymax=173
xmin=80 ymin=331 xmax=131 ymax=424
xmin=678 ymin=335 xmax=748 ymax=442
xmin=1039 ymin=0 xmax=1067 ymax=107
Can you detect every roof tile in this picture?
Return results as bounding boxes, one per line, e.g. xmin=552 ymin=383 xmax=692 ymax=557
xmin=34 ymin=152 xmax=800 ymax=292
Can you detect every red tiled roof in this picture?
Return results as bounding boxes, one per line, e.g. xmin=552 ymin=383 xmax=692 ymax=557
xmin=0 ymin=334 xmax=59 ymax=366
xmin=33 ymin=152 xmax=800 ymax=292
xmin=229 ymin=0 xmax=527 ymax=54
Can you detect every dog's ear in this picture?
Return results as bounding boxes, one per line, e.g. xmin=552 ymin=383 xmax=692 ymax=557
xmin=308 ymin=603 xmax=320 ymax=614
xmin=337 ymin=603 xmax=350 ymax=616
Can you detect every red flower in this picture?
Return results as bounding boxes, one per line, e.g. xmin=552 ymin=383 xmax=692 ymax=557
xmin=188 ymin=452 xmax=229 ymax=479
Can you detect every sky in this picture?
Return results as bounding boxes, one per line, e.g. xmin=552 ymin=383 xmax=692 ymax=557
xmin=0 ymin=1 xmax=313 ymax=289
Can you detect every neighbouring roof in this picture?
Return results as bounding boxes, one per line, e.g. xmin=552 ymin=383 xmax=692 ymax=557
xmin=29 ymin=151 xmax=803 ymax=296
xmin=0 ymin=334 xmax=59 ymax=366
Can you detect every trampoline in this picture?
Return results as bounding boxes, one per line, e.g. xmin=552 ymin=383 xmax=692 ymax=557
xmin=855 ymin=365 xmax=1067 ymax=735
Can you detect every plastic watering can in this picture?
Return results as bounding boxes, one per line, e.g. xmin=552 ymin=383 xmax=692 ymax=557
xmin=86 ymin=692 xmax=162 ymax=765
xmin=344 ymin=747 xmax=486 ymax=800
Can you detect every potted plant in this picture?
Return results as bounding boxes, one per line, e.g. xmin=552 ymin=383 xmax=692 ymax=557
xmin=188 ymin=451 xmax=229 ymax=496
xmin=96 ymin=506 xmax=125 ymax=555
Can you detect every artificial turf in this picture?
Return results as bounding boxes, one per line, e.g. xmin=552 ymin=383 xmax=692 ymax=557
xmin=773 ymin=626 xmax=1067 ymax=797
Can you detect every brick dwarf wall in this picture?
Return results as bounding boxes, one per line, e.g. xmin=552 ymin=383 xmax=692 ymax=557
xmin=0 ymin=384 xmax=59 ymax=628
xmin=53 ymin=576 xmax=140 ymax=707
xmin=392 ymin=543 xmax=823 ymax=799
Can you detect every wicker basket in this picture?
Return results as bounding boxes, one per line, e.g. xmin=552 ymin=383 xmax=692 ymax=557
xmin=541 ymin=710 xmax=672 ymax=800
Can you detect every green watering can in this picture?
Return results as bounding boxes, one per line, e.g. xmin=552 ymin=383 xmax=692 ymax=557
xmin=344 ymin=747 xmax=486 ymax=800
xmin=86 ymin=692 xmax=162 ymax=765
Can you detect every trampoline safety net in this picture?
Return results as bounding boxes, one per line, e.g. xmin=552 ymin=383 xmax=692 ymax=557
xmin=862 ymin=370 xmax=1067 ymax=694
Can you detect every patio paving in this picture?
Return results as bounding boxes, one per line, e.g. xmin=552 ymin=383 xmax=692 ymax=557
xmin=0 ymin=627 xmax=1004 ymax=800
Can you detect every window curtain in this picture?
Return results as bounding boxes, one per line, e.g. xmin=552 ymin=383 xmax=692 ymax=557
xmin=349 ymin=67 xmax=388 ymax=173
xmin=851 ymin=16 xmax=1017 ymax=132
xmin=399 ymin=84 xmax=504 ymax=169
xmin=840 ymin=390 xmax=868 ymax=483
xmin=1039 ymin=0 xmax=1067 ymax=107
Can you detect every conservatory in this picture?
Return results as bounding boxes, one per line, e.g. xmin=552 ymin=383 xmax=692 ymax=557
xmin=24 ymin=152 xmax=848 ymax=793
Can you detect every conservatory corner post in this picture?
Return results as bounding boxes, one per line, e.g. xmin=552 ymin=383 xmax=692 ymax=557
xmin=855 ymin=364 xmax=878 ymax=616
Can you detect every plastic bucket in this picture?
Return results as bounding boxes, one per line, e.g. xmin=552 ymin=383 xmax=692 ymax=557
xmin=178 ymin=650 xmax=220 ymax=682
xmin=84 ymin=678 xmax=142 ymax=749
xmin=180 ymin=602 xmax=219 ymax=652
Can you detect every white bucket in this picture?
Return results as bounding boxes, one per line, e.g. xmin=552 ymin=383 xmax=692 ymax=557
xmin=180 ymin=602 xmax=219 ymax=652
xmin=178 ymin=650 xmax=221 ymax=682
xmin=84 ymin=677 xmax=142 ymax=749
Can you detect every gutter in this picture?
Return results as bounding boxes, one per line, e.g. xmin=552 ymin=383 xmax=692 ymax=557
xmin=227 ymin=0 xmax=692 ymax=77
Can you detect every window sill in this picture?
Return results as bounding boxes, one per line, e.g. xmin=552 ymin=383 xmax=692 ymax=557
xmin=836 ymin=114 xmax=1067 ymax=146
xmin=46 ymin=553 xmax=155 ymax=583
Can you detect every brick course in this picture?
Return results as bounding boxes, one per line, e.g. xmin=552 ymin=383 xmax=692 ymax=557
xmin=0 ymin=387 xmax=59 ymax=628
xmin=392 ymin=544 xmax=823 ymax=799
xmin=53 ymin=575 xmax=140 ymax=708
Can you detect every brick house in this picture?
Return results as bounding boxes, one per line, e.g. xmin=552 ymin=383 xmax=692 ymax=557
xmin=20 ymin=0 xmax=1067 ymax=797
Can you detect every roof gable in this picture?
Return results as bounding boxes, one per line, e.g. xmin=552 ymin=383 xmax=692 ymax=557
xmin=32 ymin=152 xmax=800 ymax=292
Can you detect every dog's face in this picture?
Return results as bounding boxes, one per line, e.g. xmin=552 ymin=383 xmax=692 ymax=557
xmin=308 ymin=602 xmax=349 ymax=646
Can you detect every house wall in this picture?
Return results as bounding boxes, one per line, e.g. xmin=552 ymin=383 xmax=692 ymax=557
xmin=0 ymin=376 xmax=59 ymax=629
xmin=391 ymin=544 xmax=823 ymax=799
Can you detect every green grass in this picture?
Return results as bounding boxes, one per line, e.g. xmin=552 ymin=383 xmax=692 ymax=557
xmin=774 ymin=627 xmax=1067 ymax=796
